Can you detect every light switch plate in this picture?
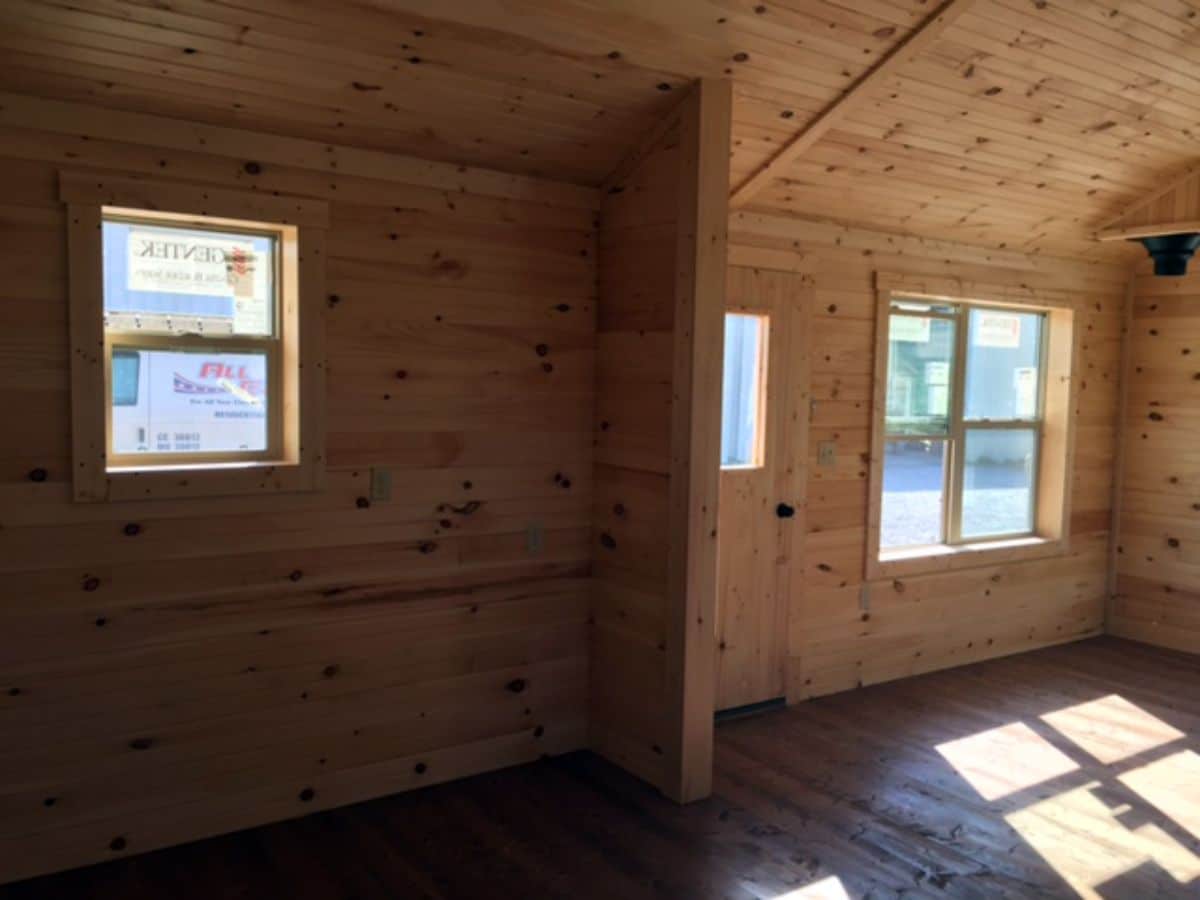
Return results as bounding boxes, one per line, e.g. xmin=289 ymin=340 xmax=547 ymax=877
xmin=370 ymin=467 xmax=392 ymax=502
xmin=817 ymin=440 xmax=836 ymax=467
xmin=526 ymin=522 xmax=544 ymax=554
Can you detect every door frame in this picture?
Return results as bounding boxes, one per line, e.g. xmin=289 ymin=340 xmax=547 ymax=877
xmin=715 ymin=267 xmax=812 ymax=712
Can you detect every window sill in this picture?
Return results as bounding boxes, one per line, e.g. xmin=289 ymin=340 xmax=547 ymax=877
xmin=868 ymin=535 xmax=1066 ymax=580
xmin=80 ymin=460 xmax=323 ymax=502
xmin=108 ymin=460 xmax=283 ymax=474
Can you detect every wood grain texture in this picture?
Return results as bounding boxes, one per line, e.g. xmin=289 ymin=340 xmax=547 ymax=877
xmin=728 ymin=211 xmax=1128 ymax=702
xmin=729 ymin=0 xmax=978 ymax=208
xmin=0 ymin=96 xmax=599 ymax=883
xmin=1098 ymin=163 xmax=1200 ymax=239
xmin=716 ymin=267 xmax=810 ymax=711
xmin=3 ymin=637 xmax=1196 ymax=900
xmin=1111 ymin=260 xmax=1200 ymax=654
xmin=0 ymin=1 xmax=1192 ymax=259
xmin=590 ymin=80 xmax=730 ymax=803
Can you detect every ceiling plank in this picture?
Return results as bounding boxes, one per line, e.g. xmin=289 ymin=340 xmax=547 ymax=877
xmin=602 ymin=83 xmax=693 ymax=192
xmin=728 ymin=0 xmax=979 ymax=209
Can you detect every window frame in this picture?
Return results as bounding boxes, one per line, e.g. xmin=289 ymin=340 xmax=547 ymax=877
xmin=62 ymin=172 xmax=328 ymax=502
xmin=867 ymin=274 xmax=1078 ymax=580
xmin=720 ymin=311 xmax=770 ymax=471
xmin=102 ymin=211 xmax=286 ymax=469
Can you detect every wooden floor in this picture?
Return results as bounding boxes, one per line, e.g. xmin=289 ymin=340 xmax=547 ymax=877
xmin=4 ymin=637 xmax=1198 ymax=899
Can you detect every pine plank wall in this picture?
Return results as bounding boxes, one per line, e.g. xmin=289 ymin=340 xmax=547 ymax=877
xmin=1112 ymin=258 xmax=1200 ymax=653
xmin=590 ymin=80 xmax=729 ymax=804
xmin=590 ymin=111 xmax=684 ymax=793
xmin=728 ymin=212 xmax=1131 ymax=701
xmin=0 ymin=94 xmax=599 ymax=882
xmin=0 ymin=82 xmax=1189 ymax=885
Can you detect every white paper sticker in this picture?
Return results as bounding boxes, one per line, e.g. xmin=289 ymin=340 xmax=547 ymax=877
xmin=891 ymin=315 xmax=931 ymax=343
xmin=1014 ymin=367 xmax=1037 ymax=418
xmin=975 ymin=312 xmax=1021 ymax=348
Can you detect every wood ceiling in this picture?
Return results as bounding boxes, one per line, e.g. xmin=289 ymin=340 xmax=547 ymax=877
xmin=1 ymin=0 xmax=1197 ymax=260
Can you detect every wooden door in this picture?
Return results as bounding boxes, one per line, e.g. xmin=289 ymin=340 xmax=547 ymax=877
xmin=715 ymin=267 xmax=809 ymax=712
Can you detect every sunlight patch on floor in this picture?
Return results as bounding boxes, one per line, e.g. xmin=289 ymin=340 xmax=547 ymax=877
xmin=1119 ymin=749 xmax=1200 ymax=841
xmin=770 ymin=875 xmax=850 ymax=899
xmin=1005 ymin=781 xmax=1200 ymax=900
xmin=935 ymin=721 xmax=1079 ymax=801
xmin=1041 ymin=694 xmax=1184 ymax=765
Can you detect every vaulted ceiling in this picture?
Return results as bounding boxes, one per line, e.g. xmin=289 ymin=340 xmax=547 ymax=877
xmin=2 ymin=0 xmax=1197 ymax=261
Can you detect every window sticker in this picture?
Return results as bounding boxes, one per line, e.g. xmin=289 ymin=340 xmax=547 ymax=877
xmin=974 ymin=311 xmax=1021 ymax=348
xmin=1014 ymin=367 xmax=1038 ymax=418
xmin=891 ymin=316 xmax=932 ymax=343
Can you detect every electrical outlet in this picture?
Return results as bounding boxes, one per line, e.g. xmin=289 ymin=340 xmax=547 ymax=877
xmin=369 ymin=467 xmax=392 ymax=502
xmin=526 ymin=522 xmax=544 ymax=554
xmin=817 ymin=441 xmax=836 ymax=467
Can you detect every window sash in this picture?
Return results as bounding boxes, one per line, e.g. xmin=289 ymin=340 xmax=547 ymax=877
xmin=882 ymin=300 xmax=1047 ymax=548
xmin=101 ymin=212 xmax=286 ymax=470
xmin=945 ymin=427 xmax=1041 ymax=547
xmin=102 ymin=211 xmax=282 ymax=341
xmin=104 ymin=331 xmax=283 ymax=469
xmin=720 ymin=312 xmax=770 ymax=470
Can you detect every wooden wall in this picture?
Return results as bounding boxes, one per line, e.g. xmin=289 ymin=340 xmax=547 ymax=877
xmin=1111 ymin=260 xmax=1200 ymax=653
xmin=728 ymin=212 xmax=1129 ymax=701
xmin=590 ymin=81 xmax=730 ymax=803
xmin=0 ymin=92 xmax=599 ymax=882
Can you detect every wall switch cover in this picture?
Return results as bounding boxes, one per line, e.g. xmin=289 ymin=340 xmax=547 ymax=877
xmin=526 ymin=522 xmax=544 ymax=554
xmin=370 ymin=468 xmax=392 ymax=502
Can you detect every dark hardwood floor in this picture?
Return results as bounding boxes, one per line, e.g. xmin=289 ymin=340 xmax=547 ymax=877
xmin=4 ymin=636 xmax=1199 ymax=899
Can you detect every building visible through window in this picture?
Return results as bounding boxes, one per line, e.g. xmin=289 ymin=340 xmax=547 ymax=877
xmin=102 ymin=214 xmax=282 ymax=467
xmin=880 ymin=300 xmax=1045 ymax=550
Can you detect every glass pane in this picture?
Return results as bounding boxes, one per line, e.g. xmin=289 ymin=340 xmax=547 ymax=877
xmin=961 ymin=428 xmax=1037 ymax=539
xmin=964 ymin=309 xmax=1043 ymax=421
xmin=111 ymin=349 xmax=140 ymax=407
xmin=881 ymin=439 xmax=946 ymax=549
xmin=721 ymin=313 xmax=766 ymax=468
xmin=102 ymin=219 xmax=276 ymax=337
xmin=885 ymin=315 xmax=955 ymax=436
xmin=110 ymin=347 xmax=269 ymax=456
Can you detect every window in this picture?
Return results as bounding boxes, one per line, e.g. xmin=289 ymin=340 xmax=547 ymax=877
xmin=102 ymin=215 xmax=281 ymax=466
xmin=721 ymin=313 xmax=768 ymax=468
xmin=880 ymin=301 xmax=1046 ymax=550
xmin=865 ymin=278 xmax=1079 ymax=579
xmin=62 ymin=172 xmax=327 ymax=501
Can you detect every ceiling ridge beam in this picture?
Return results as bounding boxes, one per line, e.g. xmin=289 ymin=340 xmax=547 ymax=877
xmin=728 ymin=0 xmax=978 ymax=209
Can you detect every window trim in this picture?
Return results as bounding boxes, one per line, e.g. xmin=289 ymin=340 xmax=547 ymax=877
xmin=866 ymin=273 xmax=1078 ymax=580
xmin=61 ymin=171 xmax=328 ymax=502
xmin=720 ymin=310 xmax=770 ymax=471
xmin=103 ymin=209 xmax=287 ymax=469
